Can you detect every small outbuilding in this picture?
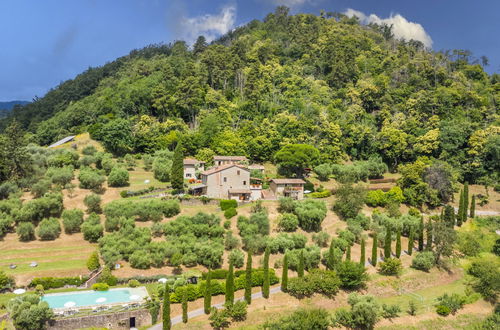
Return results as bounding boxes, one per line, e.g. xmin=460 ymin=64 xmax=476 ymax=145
xmin=269 ymin=178 xmax=306 ymax=200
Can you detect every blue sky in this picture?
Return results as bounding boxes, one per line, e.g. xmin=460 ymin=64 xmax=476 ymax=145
xmin=0 ymin=0 xmax=499 ymax=101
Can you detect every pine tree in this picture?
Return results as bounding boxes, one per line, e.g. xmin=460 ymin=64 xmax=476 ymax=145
xmin=171 ymin=141 xmax=184 ymax=191
xmin=360 ymin=238 xmax=366 ymax=266
xmin=182 ymin=288 xmax=188 ymax=324
xmin=407 ymin=228 xmax=414 ymax=256
xmin=395 ymin=228 xmax=401 ymax=258
xmin=244 ymin=250 xmax=252 ymax=304
xmin=457 ymin=190 xmax=464 ymax=227
xmin=262 ymin=246 xmax=270 ymax=299
xmin=162 ymin=283 xmax=171 ymax=330
xmin=418 ymin=216 xmax=424 ymax=251
xmin=426 ymin=219 xmax=433 ymax=251
xmin=384 ymin=226 xmax=392 ymax=259
xmin=470 ymin=195 xmax=475 ymax=218
xmin=443 ymin=205 xmax=455 ymax=228
xmin=298 ymin=250 xmax=305 ymax=277
xmin=371 ymin=233 xmax=378 ymax=266
xmin=204 ymin=270 xmax=212 ymax=314
xmin=225 ymin=262 xmax=234 ymax=306
xmin=282 ymin=254 xmax=288 ymax=292
xmin=346 ymin=244 xmax=351 ymax=261
xmin=463 ymin=182 xmax=469 ymax=221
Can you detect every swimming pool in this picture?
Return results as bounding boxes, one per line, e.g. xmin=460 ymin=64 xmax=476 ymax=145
xmin=41 ymin=287 xmax=149 ymax=309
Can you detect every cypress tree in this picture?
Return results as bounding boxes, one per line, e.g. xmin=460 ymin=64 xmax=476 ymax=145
xmin=384 ymin=226 xmax=392 ymax=259
xmin=204 ymin=270 xmax=212 ymax=314
xmin=182 ymin=288 xmax=188 ymax=324
xmin=395 ymin=228 xmax=401 ymax=258
xmin=371 ymin=233 xmax=378 ymax=266
xmin=418 ymin=216 xmax=424 ymax=251
xmin=298 ymin=250 xmax=305 ymax=277
xmin=457 ymin=190 xmax=464 ymax=226
xmin=244 ymin=250 xmax=252 ymax=304
xmin=262 ymin=246 xmax=270 ymax=299
xmin=360 ymin=238 xmax=366 ymax=266
xmin=162 ymin=283 xmax=170 ymax=330
xmin=346 ymin=244 xmax=351 ymax=261
xmin=326 ymin=240 xmax=335 ymax=270
xmin=470 ymin=195 xmax=475 ymax=218
xmin=171 ymin=141 xmax=184 ymax=191
xmin=426 ymin=219 xmax=433 ymax=251
xmin=463 ymin=182 xmax=469 ymax=221
xmin=443 ymin=205 xmax=455 ymax=228
xmin=225 ymin=262 xmax=234 ymax=306
xmin=407 ymin=228 xmax=414 ymax=256
xmin=282 ymin=254 xmax=288 ymax=292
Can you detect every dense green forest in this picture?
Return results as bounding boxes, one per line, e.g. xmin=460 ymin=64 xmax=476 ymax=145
xmin=1 ymin=7 xmax=499 ymax=185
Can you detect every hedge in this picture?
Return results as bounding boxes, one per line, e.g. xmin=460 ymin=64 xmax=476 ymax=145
xmin=169 ymin=268 xmax=279 ymax=303
xmin=116 ymin=274 xmax=175 ymax=284
xmin=220 ymin=199 xmax=238 ymax=211
xmin=224 ymin=207 xmax=237 ymax=219
xmin=29 ymin=276 xmax=88 ymax=289
xmin=307 ymin=190 xmax=332 ymax=199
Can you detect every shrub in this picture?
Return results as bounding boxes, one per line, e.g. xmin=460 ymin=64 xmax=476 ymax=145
xmin=467 ymin=258 xmax=500 ymax=301
xmin=227 ymin=301 xmax=247 ymax=321
xmin=62 ymin=209 xmax=84 ymax=233
xmin=277 ymin=197 xmax=295 ymax=213
xmin=336 ymin=261 xmax=368 ymax=290
xmin=78 ymin=167 xmax=105 ymax=192
xmin=92 ymin=283 xmax=110 ymax=291
xmin=224 ymin=207 xmax=237 ymax=219
xmin=435 ymin=293 xmax=465 ymax=315
xmin=379 ymin=258 xmax=402 ymax=276
xmin=286 ymin=269 xmax=340 ymax=299
xmin=36 ymin=218 xmax=61 ymax=241
xmin=0 ymin=271 xmax=15 ymax=290
xmin=107 ymin=167 xmax=129 ymax=187
xmin=307 ymin=190 xmax=332 ymax=198
xmin=99 ymin=267 xmax=117 ymax=286
xmin=31 ymin=179 xmax=51 ymax=198
xmin=332 ymin=293 xmax=380 ymax=329
xmin=314 ymin=163 xmax=332 ymax=181
xmin=30 ymin=276 xmax=87 ymax=289
xmin=381 ymin=304 xmax=401 ymax=319
xmin=366 ymin=190 xmax=386 ymax=207
xmin=128 ymin=279 xmax=140 ymax=288
xmin=263 ymin=308 xmax=330 ymax=330
xmin=229 ymin=249 xmax=245 ymax=268
xmin=81 ymin=213 xmax=103 ymax=242
xmin=223 ymin=220 xmax=231 ymax=229
xmin=129 ymin=250 xmax=151 ymax=269
xmin=7 ymin=294 xmax=54 ymax=330
xmin=333 ymin=183 xmax=367 ymax=219
xmin=87 ymin=251 xmax=100 ymax=271
xmin=16 ymin=222 xmax=35 ymax=241
xmin=224 ymin=231 xmax=240 ymax=250
xmin=294 ymin=199 xmax=327 ymax=232
xmin=278 ymin=213 xmax=299 ymax=232
xmin=220 ymin=199 xmax=238 ymax=211
xmin=312 ymin=232 xmax=330 ymax=247
xmin=82 ymin=145 xmax=97 ymax=156
xmin=285 ymin=246 xmax=321 ymax=271
xmin=411 ymin=251 xmax=436 ymax=272
xmin=209 ymin=308 xmax=230 ymax=329
xmin=268 ymin=233 xmax=307 ymax=254
xmin=84 ymin=193 xmax=102 ymax=213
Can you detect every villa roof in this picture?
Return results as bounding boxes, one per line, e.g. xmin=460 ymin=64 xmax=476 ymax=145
xmin=213 ymin=155 xmax=248 ymax=161
xmin=271 ymin=178 xmax=306 ymax=184
xmin=201 ymin=164 xmax=249 ymax=176
xmin=248 ymin=164 xmax=265 ymax=170
xmin=183 ymin=158 xmax=205 ymax=165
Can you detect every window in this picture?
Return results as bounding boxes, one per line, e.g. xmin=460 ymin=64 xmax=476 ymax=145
xmin=224 ymin=177 xmax=227 ymax=182
xmin=237 ymin=170 xmax=240 ymax=175
xmin=186 ymin=173 xmax=191 ymax=177
xmin=243 ymin=181 xmax=246 ymax=185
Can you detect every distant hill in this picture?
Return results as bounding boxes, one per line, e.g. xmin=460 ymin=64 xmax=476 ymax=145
xmin=0 ymin=100 xmax=30 ymax=118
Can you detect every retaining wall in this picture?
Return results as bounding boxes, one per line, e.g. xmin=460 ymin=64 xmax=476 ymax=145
xmin=48 ymin=309 xmax=151 ymax=330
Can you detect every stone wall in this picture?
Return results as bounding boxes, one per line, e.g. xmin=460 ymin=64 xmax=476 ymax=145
xmin=48 ymin=309 xmax=151 ymax=330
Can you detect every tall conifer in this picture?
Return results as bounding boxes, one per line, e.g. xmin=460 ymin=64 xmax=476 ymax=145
xmin=244 ymin=250 xmax=252 ymax=304
xmin=371 ymin=233 xmax=378 ymax=266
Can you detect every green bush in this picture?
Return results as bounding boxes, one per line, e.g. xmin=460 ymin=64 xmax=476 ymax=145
xmin=129 ymin=250 xmax=152 ymax=269
xmin=220 ymin=199 xmax=238 ymax=211
xmin=294 ymin=199 xmax=327 ymax=232
xmin=36 ymin=217 xmax=61 ymax=240
xmin=229 ymin=249 xmax=245 ymax=268
xmin=435 ymin=293 xmax=465 ymax=315
xmin=336 ymin=261 xmax=368 ymax=290
xmin=128 ymin=279 xmax=140 ymax=288
xmin=312 ymin=231 xmax=330 ymax=247
xmin=87 ymin=251 xmax=100 ymax=271
xmin=99 ymin=267 xmax=118 ymax=286
xmin=84 ymin=193 xmax=102 ymax=213
xmin=314 ymin=164 xmax=333 ymax=181
xmin=92 ymin=283 xmax=110 ymax=291
xmin=224 ymin=207 xmax=237 ymax=219
xmin=307 ymin=190 xmax=332 ymax=198
xmin=378 ymin=258 xmax=402 ymax=276
xmin=435 ymin=304 xmax=451 ymax=316
xmin=78 ymin=167 xmax=105 ymax=192
xmin=277 ymin=197 xmax=295 ymax=213
xmin=286 ymin=269 xmax=340 ymax=299
xmin=62 ymin=209 xmax=84 ymax=234
xmin=366 ymin=190 xmax=386 ymax=207
xmin=107 ymin=166 xmax=130 ymax=187
xmin=16 ymin=222 xmax=35 ymax=241
xmin=263 ymin=308 xmax=330 ymax=330
xmin=278 ymin=213 xmax=299 ymax=232
xmin=411 ymin=251 xmax=436 ymax=272
xmin=0 ymin=271 xmax=15 ymax=290
xmin=81 ymin=213 xmax=103 ymax=242
xmin=227 ymin=300 xmax=248 ymax=321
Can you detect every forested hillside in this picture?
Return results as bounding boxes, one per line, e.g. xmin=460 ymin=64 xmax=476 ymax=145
xmin=1 ymin=7 xmax=499 ymax=184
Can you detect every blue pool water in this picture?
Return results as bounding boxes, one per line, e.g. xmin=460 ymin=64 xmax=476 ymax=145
xmin=42 ymin=288 xmax=141 ymax=309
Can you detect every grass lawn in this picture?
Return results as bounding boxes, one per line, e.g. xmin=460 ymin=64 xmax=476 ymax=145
xmin=377 ymin=313 xmax=489 ymax=330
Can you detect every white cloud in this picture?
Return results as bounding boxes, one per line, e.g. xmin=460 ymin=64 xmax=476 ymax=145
xmin=344 ymin=8 xmax=433 ymax=48
xmin=270 ymin=0 xmax=321 ymax=9
xmin=180 ymin=5 xmax=236 ymax=43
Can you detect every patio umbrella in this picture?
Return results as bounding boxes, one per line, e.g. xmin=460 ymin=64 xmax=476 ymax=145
xmin=64 ymin=301 xmax=76 ymax=308
xmin=96 ymin=297 xmax=107 ymax=303
xmin=13 ymin=289 xmax=25 ymax=295
xmin=129 ymin=295 xmax=141 ymax=301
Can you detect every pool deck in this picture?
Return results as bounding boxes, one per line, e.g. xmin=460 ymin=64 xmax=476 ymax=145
xmin=43 ymin=286 xmax=149 ymax=312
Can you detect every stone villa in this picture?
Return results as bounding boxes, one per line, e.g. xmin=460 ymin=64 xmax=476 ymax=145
xmin=269 ymin=178 xmax=306 ymax=200
xmin=183 ymin=159 xmax=205 ymax=179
